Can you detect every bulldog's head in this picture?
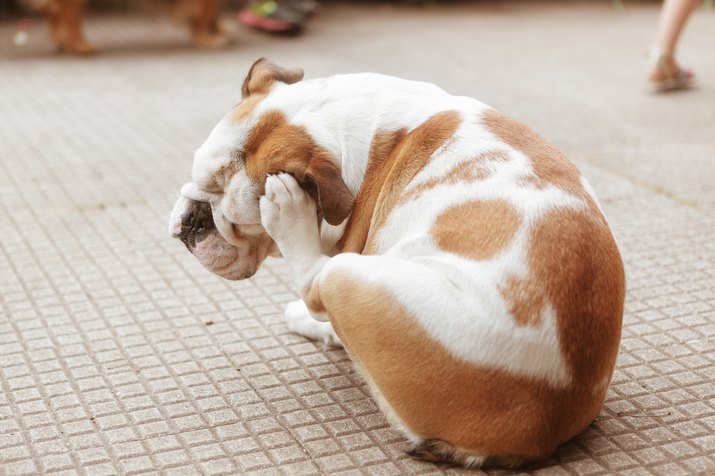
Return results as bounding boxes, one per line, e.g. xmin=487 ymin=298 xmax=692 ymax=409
xmin=168 ymin=58 xmax=354 ymax=280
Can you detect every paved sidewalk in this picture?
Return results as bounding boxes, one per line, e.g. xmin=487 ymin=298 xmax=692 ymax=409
xmin=1 ymin=2 xmax=714 ymax=475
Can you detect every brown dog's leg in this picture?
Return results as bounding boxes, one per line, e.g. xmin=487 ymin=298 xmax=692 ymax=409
xmin=46 ymin=0 xmax=96 ymax=54
xmin=183 ymin=0 xmax=231 ymax=48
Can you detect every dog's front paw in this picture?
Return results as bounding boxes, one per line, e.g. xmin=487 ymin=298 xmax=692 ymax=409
xmin=260 ymin=173 xmax=321 ymax=258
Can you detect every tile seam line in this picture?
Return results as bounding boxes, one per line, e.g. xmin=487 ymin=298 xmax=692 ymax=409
xmin=217 ymin=347 xmax=327 ymax=476
xmin=3 ymin=191 xmax=187 ymax=474
xmin=580 ymin=156 xmax=703 ymax=211
xmin=0 ymin=239 xmax=108 ymax=475
xmin=265 ymin=269 xmax=404 ymax=470
xmin=201 ymin=237 xmax=397 ymax=467
xmin=3 ymin=165 xmax=228 ymax=472
xmin=59 ymin=205 xmax=248 ymax=474
xmin=76 ymin=200 xmax=325 ymax=474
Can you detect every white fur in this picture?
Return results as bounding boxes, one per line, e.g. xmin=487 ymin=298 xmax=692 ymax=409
xmin=165 ymin=68 xmax=625 ymax=466
xmin=168 ymin=194 xmax=190 ymax=236
xmin=284 ymin=300 xmax=341 ymax=346
xmin=174 ymin=71 xmax=595 ymax=386
xmin=250 ymin=75 xmax=489 ymax=197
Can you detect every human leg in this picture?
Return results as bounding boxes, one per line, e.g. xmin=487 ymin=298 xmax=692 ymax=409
xmin=649 ymin=0 xmax=700 ymax=91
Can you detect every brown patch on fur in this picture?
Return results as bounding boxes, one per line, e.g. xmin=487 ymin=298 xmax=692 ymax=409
xmin=431 ymin=200 xmax=521 ymax=261
xmin=363 ymin=111 xmax=462 ymax=253
xmin=336 ymin=111 xmax=462 ymax=253
xmin=242 ymin=58 xmax=304 ymax=98
xmin=482 ymin=110 xmax=586 ymax=199
xmin=482 ymin=109 xmax=623 ymax=342
xmin=529 ymin=208 xmax=625 ymax=392
xmin=499 ymin=275 xmax=546 ymax=327
xmin=301 ymin=206 xmax=624 ymax=462
xmin=337 ymin=129 xmax=407 ymax=253
xmin=243 ymin=110 xmax=287 ymax=164
xmin=316 ymin=271 xmax=568 ymax=461
xmin=229 ymin=94 xmax=266 ymax=123
xmin=400 ymin=150 xmax=510 ymax=205
xmin=243 ymin=110 xmax=354 ymax=225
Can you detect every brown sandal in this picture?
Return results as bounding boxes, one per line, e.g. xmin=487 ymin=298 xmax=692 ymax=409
xmin=648 ymin=48 xmax=695 ymax=93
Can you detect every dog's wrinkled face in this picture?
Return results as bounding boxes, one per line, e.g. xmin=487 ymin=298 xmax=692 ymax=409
xmin=167 ymin=78 xmax=280 ymax=280
xmin=168 ymin=188 xmax=277 ymax=280
xmin=168 ymin=58 xmax=354 ymax=280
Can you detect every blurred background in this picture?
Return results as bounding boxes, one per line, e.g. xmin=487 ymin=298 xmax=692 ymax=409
xmin=1 ymin=1 xmax=713 ymax=475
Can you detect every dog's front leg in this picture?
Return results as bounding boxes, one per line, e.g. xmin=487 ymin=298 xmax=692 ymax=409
xmin=260 ymin=173 xmax=341 ymax=346
xmin=260 ymin=173 xmax=328 ymax=285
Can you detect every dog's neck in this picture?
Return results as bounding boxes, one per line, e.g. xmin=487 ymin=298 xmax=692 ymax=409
xmin=259 ymin=73 xmax=477 ymax=251
xmin=265 ymin=73 xmax=462 ymax=196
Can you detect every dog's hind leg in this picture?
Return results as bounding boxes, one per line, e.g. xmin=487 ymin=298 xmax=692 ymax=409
xmin=258 ymin=173 xmax=536 ymax=467
xmin=299 ymin=252 xmax=539 ymax=467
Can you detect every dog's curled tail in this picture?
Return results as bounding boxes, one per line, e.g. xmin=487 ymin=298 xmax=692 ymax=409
xmin=408 ymin=439 xmax=525 ymax=469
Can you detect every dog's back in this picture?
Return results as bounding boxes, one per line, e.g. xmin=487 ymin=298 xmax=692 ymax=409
xmin=171 ymin=60 xmax=626 ymax=467
xmin=319 ymin=88 xmax=625 ymax=465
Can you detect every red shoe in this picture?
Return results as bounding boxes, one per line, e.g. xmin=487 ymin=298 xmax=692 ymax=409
xmin=238 ymin=1 xmax=319 ymax=36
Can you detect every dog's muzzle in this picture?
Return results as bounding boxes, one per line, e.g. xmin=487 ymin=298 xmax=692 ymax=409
xmin=177 ymin=200 xmax=214 ymax=251
xmin=177 ymin=182 xmax=244 ymax=249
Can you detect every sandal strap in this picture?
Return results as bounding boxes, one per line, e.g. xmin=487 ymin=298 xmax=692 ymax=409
xmin=650 ymin=47 xmax=688 ymax=80
xmin=648 ymin=47 xmax=695 ymax=91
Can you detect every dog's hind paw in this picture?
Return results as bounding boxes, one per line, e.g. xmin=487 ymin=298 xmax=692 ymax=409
xmin=284 ymin=300 xmax=341 ymax=347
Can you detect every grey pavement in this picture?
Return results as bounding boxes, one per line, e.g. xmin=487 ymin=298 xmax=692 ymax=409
xmin=1 ymin=1 xmax=714 ymax=475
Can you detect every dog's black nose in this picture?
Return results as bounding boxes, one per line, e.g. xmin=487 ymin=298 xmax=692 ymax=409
xmin=179 ymin=200 xmax=215 ymax=251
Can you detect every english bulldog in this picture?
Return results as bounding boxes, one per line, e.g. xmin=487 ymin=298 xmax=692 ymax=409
xmin=168 ymin=58 xmax=625 ymax=467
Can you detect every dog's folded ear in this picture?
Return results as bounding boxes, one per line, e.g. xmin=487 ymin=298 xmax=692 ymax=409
xmin=304 ymin=154 xmax=354 ymax=226
xmin=242 ymin=58 xmax=304 ymax=98
xmin=285 ymin=153 xmax=354 ymax=226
